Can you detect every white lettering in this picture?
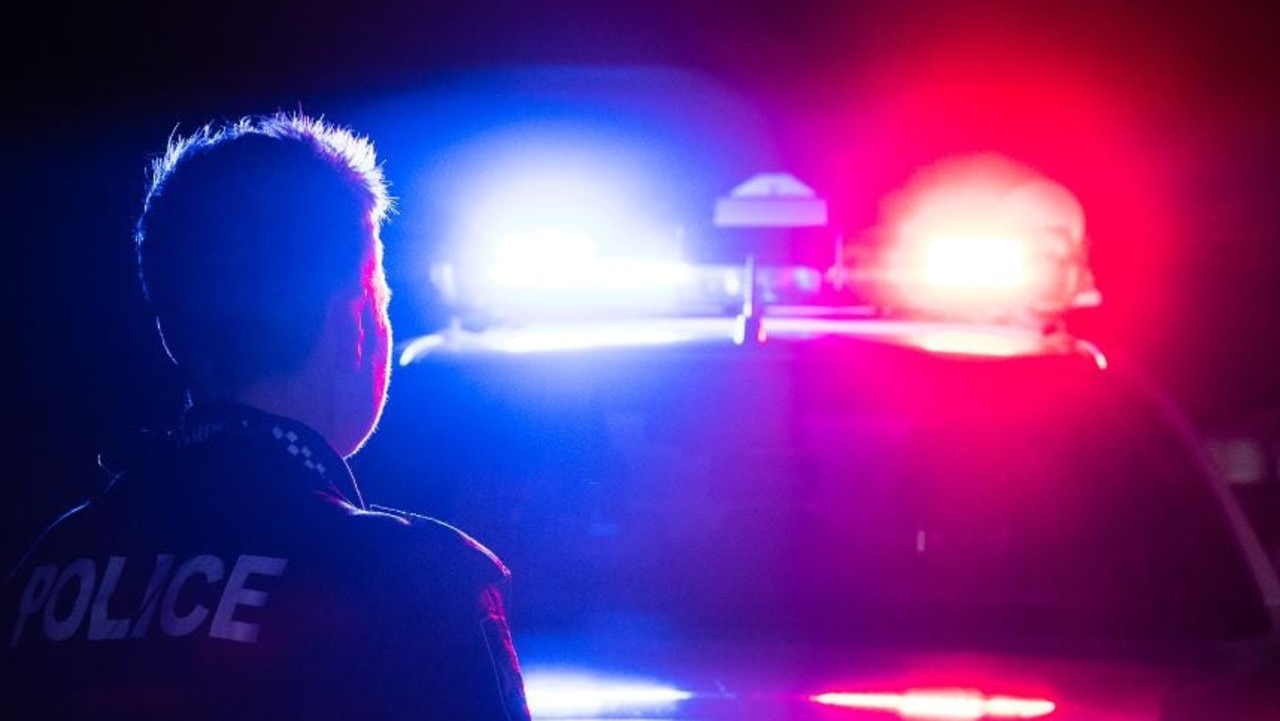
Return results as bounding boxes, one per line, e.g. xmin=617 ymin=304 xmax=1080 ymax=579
xmin=87 ymin=556 xmax=131 ymax=640
xmin=132 ymin=553 xmax=175 ymax=638
xmin=43 ymin=558 xmax=95 ymax=642
xmin=160 ymin=555 xmax=224 ymax=637
xmin=11 ymin=553 xmax=289 ymax=645
xmin=10 ymin=564 xmax=56 ymax=647
xmin=210 ymin=555 xmax=288 ymax=643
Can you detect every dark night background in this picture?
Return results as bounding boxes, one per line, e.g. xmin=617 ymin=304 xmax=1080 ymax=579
xmin=4 ymin=0 xmax=1280 ymax=567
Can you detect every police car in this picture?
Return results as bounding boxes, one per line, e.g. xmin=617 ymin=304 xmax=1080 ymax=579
xmin=359 ymin=156 xmax=1280 ymax=720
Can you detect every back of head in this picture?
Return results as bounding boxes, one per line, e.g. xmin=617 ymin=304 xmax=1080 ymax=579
xmin=135 ymin=112 xmax=392 ymax=397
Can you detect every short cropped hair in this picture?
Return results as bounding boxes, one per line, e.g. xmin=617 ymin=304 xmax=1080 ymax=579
xmin=135 ymin=111 xmax=393 ymax=394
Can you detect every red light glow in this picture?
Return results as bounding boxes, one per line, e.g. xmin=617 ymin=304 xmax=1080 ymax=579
xmin=822 ymin=14 xmax=1179 ymax=347
xmin=811 ymin=688 xmax=1056 ymax=720
xmin=876 ymin=153 xmax=1095 ymax=320
xmin=917 ymin=234 xmax=1033 ymax=292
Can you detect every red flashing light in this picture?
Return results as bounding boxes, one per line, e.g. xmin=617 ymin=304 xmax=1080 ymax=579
xmin=874 ymin=153 xmax=1099 ymax=324
xmin=890 ymin=231 xmax=1046 ymax=312
xmin=811 ymin=688 xmax=1056 ymax=720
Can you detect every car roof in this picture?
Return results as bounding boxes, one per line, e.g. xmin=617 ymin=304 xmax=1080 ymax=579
xmin=397 ymin=312 xmax=1108 ymax=369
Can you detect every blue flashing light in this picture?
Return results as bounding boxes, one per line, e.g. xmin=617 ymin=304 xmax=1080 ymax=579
xmin=522 ymin=667 xmax=693 ymax=718
xmin=439 ymin=134 xmax=695 ymax=316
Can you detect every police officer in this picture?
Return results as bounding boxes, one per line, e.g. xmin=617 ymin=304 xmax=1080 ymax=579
xmin=2 ymin=112 xmax=531 ymax=720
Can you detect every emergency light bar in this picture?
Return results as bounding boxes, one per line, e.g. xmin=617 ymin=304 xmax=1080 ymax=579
xmin=432 ymin=153 xmax=1097 ymax=330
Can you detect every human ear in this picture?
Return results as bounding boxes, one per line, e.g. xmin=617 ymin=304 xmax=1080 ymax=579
xmin=323 ymin=289 xmax=368 ymax=371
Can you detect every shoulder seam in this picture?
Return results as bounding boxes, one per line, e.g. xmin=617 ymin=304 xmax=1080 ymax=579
xmin=367 ymin=504 xmax=511 ymax=580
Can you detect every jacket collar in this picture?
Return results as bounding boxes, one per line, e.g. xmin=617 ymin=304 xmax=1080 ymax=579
xmin=179 ymin=402 xmax=366 ymax=510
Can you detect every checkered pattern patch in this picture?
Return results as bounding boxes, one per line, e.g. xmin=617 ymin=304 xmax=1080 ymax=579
xmin=272 ymin=426 xmax=327 ymax=477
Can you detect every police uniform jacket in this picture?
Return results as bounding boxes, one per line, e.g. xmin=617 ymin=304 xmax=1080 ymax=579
xmin=2 ymin=402 xmax=531 ymax=720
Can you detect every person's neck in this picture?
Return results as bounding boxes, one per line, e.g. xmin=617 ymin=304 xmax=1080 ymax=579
xmin=218 ymin=367 xmax=339 ymax=454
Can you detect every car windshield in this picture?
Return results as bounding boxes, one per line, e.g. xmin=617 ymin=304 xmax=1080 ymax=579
xmin=362 ymin=338 xmax=1272 ymax=646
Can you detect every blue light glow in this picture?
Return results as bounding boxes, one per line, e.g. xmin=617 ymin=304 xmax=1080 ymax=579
xmin=441 ymin=131 xmax=694 ymax=314
xmin=522 ymin=667 xmax=693 ymax=718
